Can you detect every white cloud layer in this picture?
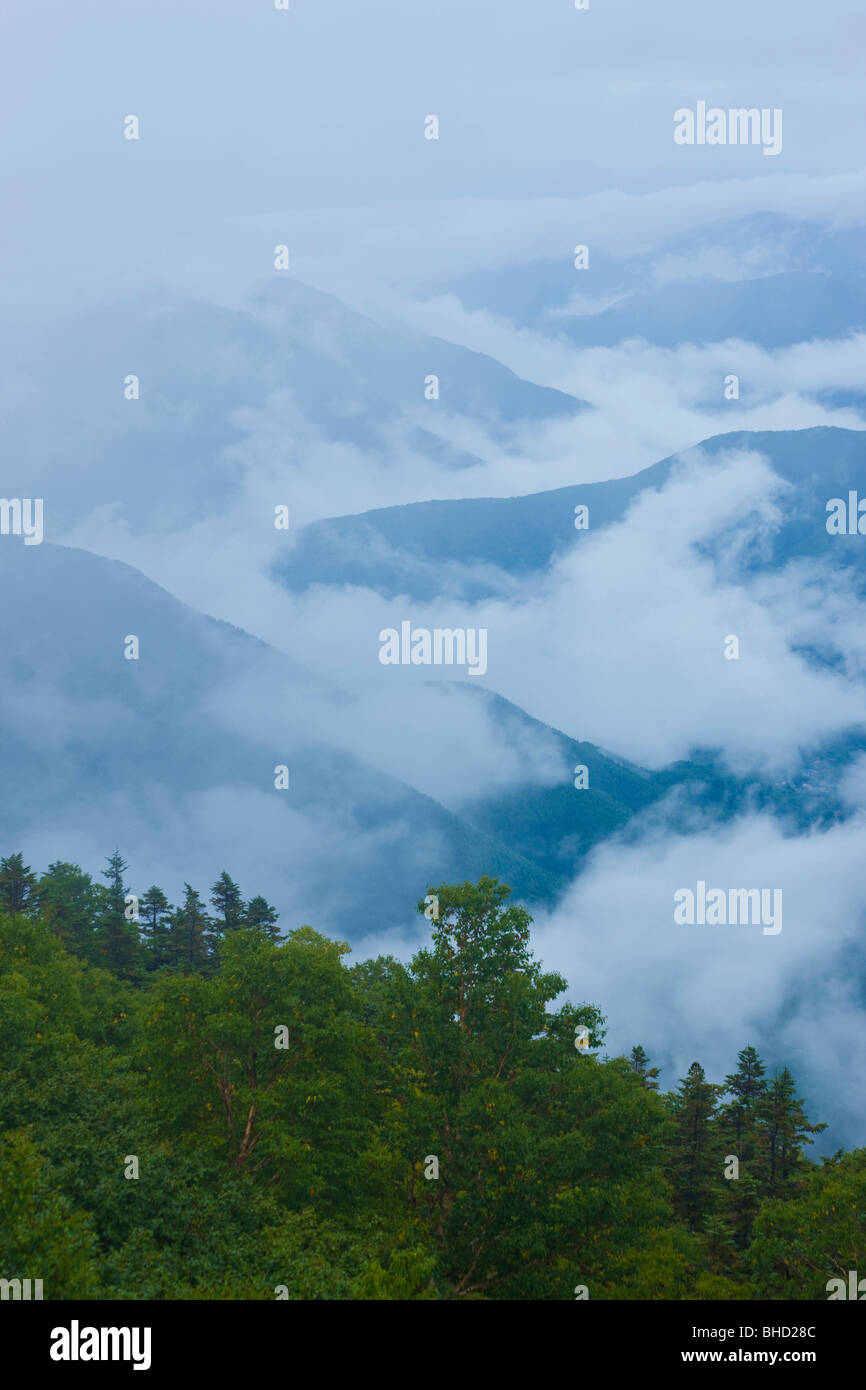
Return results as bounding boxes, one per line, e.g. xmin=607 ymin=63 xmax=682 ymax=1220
xmin=530 ymin=808 xmax=866 ymax=1146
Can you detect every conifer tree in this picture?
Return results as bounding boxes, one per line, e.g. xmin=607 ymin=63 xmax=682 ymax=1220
xmin=95 ymin=850 xmax=141 ymax=978
xmin=629 ymin=1044 xmax=661 ymax=1090
xmin=722 ymin=1045 xmax=767 ymax=1152
xmin=171 ymin=884 xmax=212 ymax=971
xmin=760 ymin=1067 xmax=826 ymax=1199
xmin=140 ymin=885 xmax=173 ymax=970
xmin=0 ymin=852 xmax=38 ymax=916
xmin=244 ymin=894 xmax=280 ymax=940
xmin=210 ymin=872 xmax=245 ymax=938
xmin=669 ymin=1061 xmax=723 ymax=1232
xmin=718 ymin=1045 xmax=768 ymax=1247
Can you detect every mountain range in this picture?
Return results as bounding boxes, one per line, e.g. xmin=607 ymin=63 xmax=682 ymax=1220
xmin=274 ymin=425 xmax=866 ymax=601
xmin=4 ymin=419 xmax=865 ymax=935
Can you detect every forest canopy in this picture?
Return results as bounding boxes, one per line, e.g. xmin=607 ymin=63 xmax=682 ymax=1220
xmin=0 ymin=852 xmax=862 ymax=1301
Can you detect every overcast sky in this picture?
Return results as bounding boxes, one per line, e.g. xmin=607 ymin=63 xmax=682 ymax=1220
xmin=2 ymin=0 xmax=865 ymax=317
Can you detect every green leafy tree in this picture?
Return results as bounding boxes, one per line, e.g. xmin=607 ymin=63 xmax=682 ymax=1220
xmin=748 ymin=1148 xmax=866 ymax=1299
xmin=257 ymin=1208 xmax=437 ymax=1301
xmin=359 ymin=878 xmax=673 ymax=1299
xmin=140 ymin=925 xmax=383 ymax=1213
xmin=0 ymin=1131 xmax=102 ymax=1298
xmin=35 ymin=860 xmax=101 ymax=962
xmin=0 ymin=906 xmax=149 ymax=1266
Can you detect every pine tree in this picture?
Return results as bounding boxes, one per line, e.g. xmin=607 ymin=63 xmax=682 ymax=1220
xmin=210 ymin=872 xmax=244 ymax=940
xmin=629 ymin=1044 xmax=661 ymax=1090
xmin=95 ymin=851 xmax=141 ymax=978
xmin=140 ymin=886 xmax=173 ymax=970
xmin=669 ymin=1061 xmax=723 ymax=1232
xmin=0 ymin=852 xmax=38 ymax=916
xmin=171 ymin=884 xmax=211 ymax=971
xmin=722 ymin=1045 xmax=766 ymax=1151
xmin=244 ymin=894 xmax=280 ymax=940
xmin=760 ymin=1067 xmax=826 ymax=1200
xmin=718 ymin=1045 xmax=769 ymax=1248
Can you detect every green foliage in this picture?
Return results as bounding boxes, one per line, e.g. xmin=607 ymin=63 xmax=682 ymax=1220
xmin=139 ymin=886 xmax=173 ymax=970
xmin=168 ymin=884 xmax=212 ymax=971
xmin=0 ymin=860 xmax=843 ymax=1301
xmin=95 ymin=851 xmax=142 ymax=978
xmin=0 ymin=853 xmax=38 ymax=917
xmin=0 ymin=1130 xmax=102 ymax=1298
xmin=668 ymin=1062 xmax=724 ymax=1232
xmin=747 ymin=1148 xmax=866 ymax=1299
xmin=630 ymin=1044 xmax=661 ymax=1090
xmin=210 ymin=871 xmax=245 ymax=940
xmin=244 ymin=894 xmax=280 ymax=939
xmin=36 ymin=861 xmax=102 ymax=964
